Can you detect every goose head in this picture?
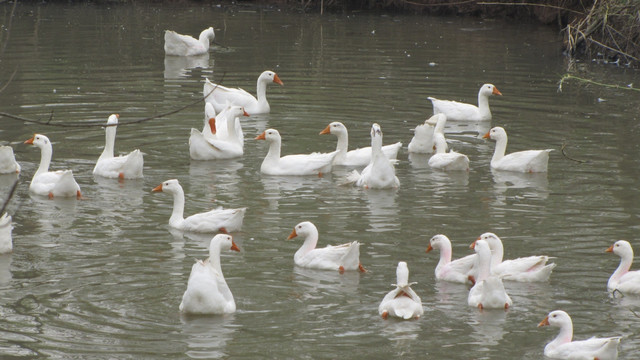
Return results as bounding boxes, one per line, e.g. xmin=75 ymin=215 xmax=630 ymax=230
xmin=23 ymin=134 xmax=51 ymax=149
xmin=319 ymin=121 xmax=347 ymax=136
xmin=480 ymin=84 xmax=502 ymax=97
xmin=538 ymin=310 xmax=572 ymax=329
xmin=227 ymin=105 xmax=250 ymax=118
xmin=606 ymin=240 xmax=634 ymax=259
xmin=426 ymin=234 xmax=450 ymax=253
xmin=287 ymin=221 xmax=317 ymax=240
xmin=152 ymin=179 xmax=182 ymax=194
xmin=211 ymin=233 xmax=240 ymax=252
xmin=260 ymin=70 xmax=284 ymax=86
xmin=482 ymin=126 xmax=507 ymax=141
xmin=199 ymin=27 xmax=215 ymax=42
xmin=255 ymin=129 xmax=281 ymax=143
xmin=106 ymin=114 xmax=119 ymax=126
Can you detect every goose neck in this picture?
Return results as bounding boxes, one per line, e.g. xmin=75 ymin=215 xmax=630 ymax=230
xmin=99 ymin=126 xmax=116 ymax=161
xmin=169 ymin=188 xmax=186 ymax=224
xmin=491 ymin=136 xmax=508 ymax=163
xmin=35 ymin=143 xmax=53 ymax=176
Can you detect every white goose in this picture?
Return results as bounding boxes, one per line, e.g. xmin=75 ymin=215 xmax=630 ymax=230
xmin=255 ymin=129 xmax=337 ymax=176
xmin=483 ymin=126 xmax=553 ymax=173
xmin=428 ymin=114 xmax=469 ymax=171
xmin=93 ymin=114 xmax=144 ymax=179
xmin=538 ymin=310 xmax=621 ymax=360
xmin=152 ymin=179 xmax=245 ymax=233
xmin=0 ymin=146 xmax=20 ymax=174
xmin=319 ymin=121 xmax=401 ymax=166
xmin=407 ymin=114 xmax=440 ymax=154
xmin=189 ymin=105 xmax=249 ymax=160
xmin=24 ymin=134 xmax=81 ymax=199
xmin=179 ymin=234 xmax=239 ymax=315
xmin=379 ymin=261 xmax=423 ymax=320
xmin=606 ymin=240 xmax=640 ymax=295
xmin=287 ymin=221 xmax=365 ymax=273
xmin=0 ymin=213 xmax=12 ymax=254
xmin=345 ymin=123 xmax=400 ymax=189
xmin=476 ymin=232 xmax=556 ymax=282
xmin=426 ymin=234 xmax=475 ymax=284
xmin=203 ymin=70 xmax=283 ymax=114
xmin=428 ymin=83 xmax=502 ymax=121
xmin=164 ymin=27 xmax=215 ymax=56
xmin=467 ymin=239 xmax=512 ymax=310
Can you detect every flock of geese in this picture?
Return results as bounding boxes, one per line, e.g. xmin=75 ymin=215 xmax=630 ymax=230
xmin=0 ymin=26 xmax=636 ymax=359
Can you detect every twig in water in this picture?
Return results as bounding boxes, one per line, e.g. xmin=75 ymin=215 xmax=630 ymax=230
xmin=561 ymin=141 xmax=588 ymax=164
xmin=0 ymin=179 xmax=19 ymax=217
xmin=558 ymin=74 xmax=638 ymax=93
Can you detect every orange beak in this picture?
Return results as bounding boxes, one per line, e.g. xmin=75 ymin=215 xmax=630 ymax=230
xmin=230 ymin=240 xmax=240 ymax=252
xmin=152 ymin=184 xmax=163 ymax=192
xmin=493 ymin=87 xmax=502 ymax=96
xmin=255 ymin=131 xmax=266 ymax=140
xmin=469 ymin=241 xmax=477 ymax=249
xmin=243 ymin=110 xmax=250 ymax=117
xmin=24 ymin=135 xmax=35 ymax=145
xmin=273 ymin=74 xmax=284 ymax=86
xmin=287 ymin=228 xmax=298 ymax=240
xmin=319 ymin=125 xmax=331 ymax=135
xmin=208 ymin=118 xmax=217 ymax=134
xmin=482 ymin=131 xmax=491 ymax=139
xmin=426 ymin=244 xmax=434 ymax=253
xmin=606 ymin=245 xmax=614 ymax=253
xmin=538 ymin=316 xmax=549 ymax=327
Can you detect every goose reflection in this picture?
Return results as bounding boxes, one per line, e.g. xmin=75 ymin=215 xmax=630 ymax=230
xmin=292 ymin=266 xmax=360 ymax=297
xmin=188 ymin=160 xmax=244 ymax=198
xmin=380 ymin=318 xmax=423 ymax=346
xmin=491 ymin=169 xmax=549 ymax=204
xmin=179 ymin=314 xmax=237 ymax=359
xmin=0 ymin=254 xmax=12 ymax=285
xmin=164 ymin=53 xmax=210 ymax=79
xmin=364 ymin=189 xmax=399 ymax=232
xmin=92 ymin=176 xmax=145 ymax=223
xmin=468 ymin=309 xmax=508 ymax=346
xmin=260 ymin=175 xmax=333 ymax=210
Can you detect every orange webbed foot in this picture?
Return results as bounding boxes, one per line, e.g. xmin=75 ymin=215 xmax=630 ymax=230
xmin=339 ymin=266 xmax=345 ymax=274
xmin=381 ymin=311 xmax=388 ymax=320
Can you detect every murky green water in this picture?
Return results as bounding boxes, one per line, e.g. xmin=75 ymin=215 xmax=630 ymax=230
xmin=1 ymin=2 xmax=639 ymax=359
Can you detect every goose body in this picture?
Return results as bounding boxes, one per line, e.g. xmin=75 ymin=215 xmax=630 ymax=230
xmin=538 ymin=310 xmax=620 ymax=360
xmin=179 ymin=234 xmax=239 ymax=315
xmin=152 ymin=179 xmax=245 ymax=233
xmin=345 ymin=123 xmax=399 ymax=189
xmin=0 ymin=213 xmax=12 ymax=254
xmin=204 ymin=71 xmax=283 ymax=114
xmin=467 ymin=239 xmax=512 ymax=310
xmin=0 ymin=146 xmax=20 ymax=174
xmin=24 ymin=134 xmax=81 ymax=199
xmin=93 ymin=114 xmax=144 ymax=179
xmin=164 ymin=27 xmax=215 ymax=56
xmin=407 ymin=114 xmax=441 ymax=154
xmin=606 ymin=240 xmax=640 ymax=294
xmin=287 ymin=221 xmax=364 ymax=272
xmin=428 ymin=84 xmax=502 ymax=121
xmin=476 ymin=232 xmax=556 ymax=282
xmin=428 ymin=114 xmax=469 ymax=171
xmin=256 ymin=129 xmax=336 ymax=176
xmin=483 ymin=127 xmax=552 ymax=173
xmin=379 ymin=262 xmax=423 ymax=320
xmin=189 ymin=105 xmax=249 ymax=160
xmin=426 ymin=234 xmax=475 ymax=284
xmin=319 ymin=121 xmax=401 ymax=166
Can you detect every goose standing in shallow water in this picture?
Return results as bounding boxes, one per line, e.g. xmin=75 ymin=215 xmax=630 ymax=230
xmin=0 ymin=146 xmax=20 ymax=174
xmin=164 ymin=27 xmax=215 ymax=56
xmin=345 ymin=123 xmax=399 ymax=189
xmin=24 ymin=134 xmax=81 ymax=199
xmin=255 ymin=129 xmax=337 ymax=176
xmin=152 ymin=179 xmax=245 ymax=233
xmin=467 ymin=239 xmax=512 ymax=310
xmin=378 ymin=261 xmax=423 ymax=320
xmin=93 ymin=114 xmax=144 ymax=180
xmin=606 ymin=240 xmax=640 ymax=295
xmin=428 ymin=83 xmax=502 ymax=121
xmin=538 ymin=310 xmax=621 ymax=360
xmin=483 ymin=126 xmax=552 ymax=173
xmin=180 ymin=234 xmax=239 ymax=315
xmin=287 ymin=221 xmax=365 ymax=273
xmin=319 ymin=121 xmax=401 ymax=166
xmin=426 ymin=234 xmax=475 ymax=284
xmin=204 ymin=70 xmax=283 ymax=114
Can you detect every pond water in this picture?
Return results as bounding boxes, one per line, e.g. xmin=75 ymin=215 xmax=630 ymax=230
xmin=1 ymin=2 xmax=640 ymax=359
